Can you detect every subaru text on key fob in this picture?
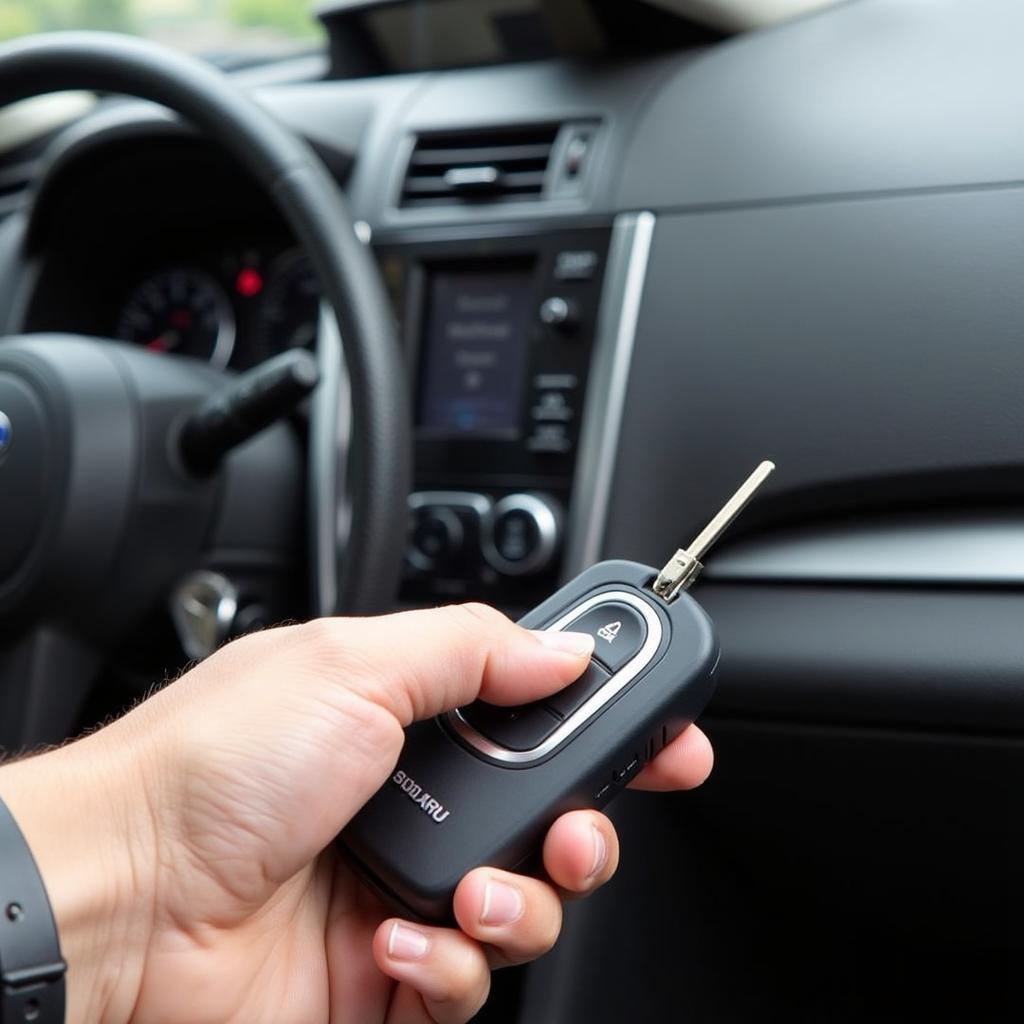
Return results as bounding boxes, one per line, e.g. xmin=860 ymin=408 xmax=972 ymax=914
xmin=341 ymin=462 xmax=775 ymax=922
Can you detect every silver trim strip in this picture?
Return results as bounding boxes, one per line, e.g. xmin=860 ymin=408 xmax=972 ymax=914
xmin=447 ymin=590 xmax=663 ymax=765
xmin=705 ymin=516 xmax=1024 ymax=585
xmin=563 ymin=211 xmax=656 ymax=577
xmin=409 ymin=491 xmax=491 ymax=517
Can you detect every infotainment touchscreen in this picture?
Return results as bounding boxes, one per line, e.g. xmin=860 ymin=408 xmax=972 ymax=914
xmin=416 ymin=266 xmax=533 ymax=438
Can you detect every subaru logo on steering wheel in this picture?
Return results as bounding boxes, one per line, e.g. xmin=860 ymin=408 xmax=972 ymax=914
xmin=0 ymin=410 xmax=11 ymax=459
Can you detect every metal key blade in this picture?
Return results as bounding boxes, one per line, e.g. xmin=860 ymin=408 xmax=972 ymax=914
xmin=652 ymin=460 xmax=775 ymax=602
xmin=687 ymin=460 xmax=775 ymax=561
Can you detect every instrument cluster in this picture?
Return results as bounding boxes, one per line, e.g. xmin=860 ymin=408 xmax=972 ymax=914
xmin=112 ymin=244 xmax=319 ymax=370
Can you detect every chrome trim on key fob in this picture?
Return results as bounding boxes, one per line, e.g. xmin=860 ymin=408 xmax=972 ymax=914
xmin=448 ymin=590 xmax=664 ymax=765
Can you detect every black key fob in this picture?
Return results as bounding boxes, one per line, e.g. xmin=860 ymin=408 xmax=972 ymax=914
xmin=340 ymin=558 xmax=719 ymax=922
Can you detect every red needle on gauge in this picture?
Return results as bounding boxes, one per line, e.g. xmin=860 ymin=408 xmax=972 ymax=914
xmin=147 ymin=330 xmax=180 ymax=352
xmin=147 ymin=309 xmax=193 ymax=351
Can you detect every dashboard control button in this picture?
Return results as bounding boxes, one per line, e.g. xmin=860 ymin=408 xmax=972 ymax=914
xmin=564 ymin=133 xmax=591 ymax=177
xmin=531 ymin=390 xmax=574 ymax=422
xmin=493 ymin=510 xmax=535 ymax=563
xmin=539 ymin=296 xmax=579 ymax=331
xmin=526 ymin=424 xmax=572 ymax=453
xmin=481 ymin=493 xmax=562 ymax=576
xmin=534 ymin=373 xmax=578 ymax=390
xmin=545 ymin=660 xmax=612 ymax=719
xmin=406 ymin=492 xmax=490 ymax=575
xmin=563 ymin=602 xmax=648 ymax=672
xmin=459 ymin=701 xmax=561 ymax=752
xmin=408 ymin=505 xmax=464 ymax=571
xmin=554 ymin=250 xmax=600 ymax=281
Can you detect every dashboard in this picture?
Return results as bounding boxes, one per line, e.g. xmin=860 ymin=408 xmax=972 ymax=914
xmin=2 ymin=1 xmax=1023 ymax=1020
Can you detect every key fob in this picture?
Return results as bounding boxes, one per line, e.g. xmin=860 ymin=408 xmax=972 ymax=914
xmin=340 ymin=559 xmax=719 ymax=923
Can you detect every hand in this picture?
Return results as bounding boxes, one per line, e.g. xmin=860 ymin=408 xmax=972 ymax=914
xmin=0 ymin=604 xmax=713 ymax=1024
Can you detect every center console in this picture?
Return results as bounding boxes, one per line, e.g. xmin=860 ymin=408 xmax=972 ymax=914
xmin=375 ymin=223 xmax=612 ymax=610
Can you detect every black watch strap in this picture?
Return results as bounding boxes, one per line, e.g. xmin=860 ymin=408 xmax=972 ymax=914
xmin=0 ymin=796 xmax=66 ymax=1024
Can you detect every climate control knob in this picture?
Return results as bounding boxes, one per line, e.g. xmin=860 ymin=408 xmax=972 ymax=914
xmin=538 ymin=295 xmax=580 ymax=332
xmin=408 ymin=505 xmax=464 ymax=572
xmin=482 ymin=493 xmax=563 ymax=576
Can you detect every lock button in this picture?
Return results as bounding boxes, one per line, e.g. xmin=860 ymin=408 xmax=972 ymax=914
xmin=561 ymin=601 xmax=647 ymax=672
xmin=545 ymin=660 xmax=612 ymax=719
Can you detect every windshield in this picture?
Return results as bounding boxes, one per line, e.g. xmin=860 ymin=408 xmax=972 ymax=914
xmin=0 ymin=1 xmax=322 ymax=58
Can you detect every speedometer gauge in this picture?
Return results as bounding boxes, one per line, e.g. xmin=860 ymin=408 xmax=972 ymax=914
xmin=116 ymin=268 xmax=236 ymax=368
xmin=258 ymin=249 xmax=320 ymax=353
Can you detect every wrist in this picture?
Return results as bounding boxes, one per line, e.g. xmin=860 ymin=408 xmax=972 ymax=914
xmin=0 ymin=728 xmax=158 ymax=1024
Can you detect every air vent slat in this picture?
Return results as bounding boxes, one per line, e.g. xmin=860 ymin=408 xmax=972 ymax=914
xmin=399 ymin=193 xmax=542 ymax=209
xmin=401 ymin=124 xmax=559 ymax=208
xmin=404 ymin=170 xmax=547 ymax=197
xmin=410 ymin=143 xmax=554 ymax=168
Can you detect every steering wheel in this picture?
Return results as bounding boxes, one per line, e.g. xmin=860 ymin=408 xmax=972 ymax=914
xmin=0 ymin=33 xmax=411 ymax=745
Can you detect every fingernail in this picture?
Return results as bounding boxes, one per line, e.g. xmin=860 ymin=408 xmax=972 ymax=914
xmin=532 ymin=630 xmax=594 ymax=657
xmin=387 ymin=922 xmax=430 ymax=961
xmin=480 ymin=879 xmax=525 ymax=926
xmin=588 ymin=825 xmax=608 ymax=880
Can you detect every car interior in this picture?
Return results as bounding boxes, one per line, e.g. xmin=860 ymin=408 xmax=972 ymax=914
xmin=0 ymin=0 xmax=1020 ymax=1019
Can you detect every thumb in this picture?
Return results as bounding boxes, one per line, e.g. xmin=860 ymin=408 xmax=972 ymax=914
xmin=313 ymin=602 xmax=595 ymax=725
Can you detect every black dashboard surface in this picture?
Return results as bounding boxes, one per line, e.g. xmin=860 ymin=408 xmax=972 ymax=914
xmin=618 ymin=0 xmax=1024 ymax=208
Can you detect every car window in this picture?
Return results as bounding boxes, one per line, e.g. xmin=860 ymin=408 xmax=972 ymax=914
xmin=0 ymin=0 xmax=322 ymax=58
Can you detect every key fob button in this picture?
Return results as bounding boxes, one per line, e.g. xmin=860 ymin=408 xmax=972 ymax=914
xmin=562 ymin=602 xmax=647 ymax=672
xmin=458 ymin=700 xmax=561 ymax=752
xmin=545 ymin=660 xmax=612 ymax=719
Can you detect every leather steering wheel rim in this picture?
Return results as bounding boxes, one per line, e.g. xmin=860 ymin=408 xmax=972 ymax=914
xmin=0 ymin=31 xmax=411 ymax=615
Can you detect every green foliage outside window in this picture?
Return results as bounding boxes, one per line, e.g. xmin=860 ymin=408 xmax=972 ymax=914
xmin=0 ymin=0 xmax=320 ymax=48
xmin=228 ymin=0 xmax=316 ymax=39
xmin=0 ymin=4 xmax=38 ymax=41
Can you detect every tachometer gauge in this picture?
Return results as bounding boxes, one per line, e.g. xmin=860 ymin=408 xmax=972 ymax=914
xmin=116 ymin=268 xmax=236 ymax=368
xmin=258 ymin=249 xmax=320 ymax=352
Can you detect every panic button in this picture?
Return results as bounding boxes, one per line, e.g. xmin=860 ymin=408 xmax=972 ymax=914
xmin=563 ymin=602 xmax=647 ymax=672
xmin=460 ymin=701 xmax=560 ymax=752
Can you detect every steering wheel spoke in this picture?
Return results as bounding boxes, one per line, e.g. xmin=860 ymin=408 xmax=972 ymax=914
xmin=0 ymin=628 xmax=100 ymax=751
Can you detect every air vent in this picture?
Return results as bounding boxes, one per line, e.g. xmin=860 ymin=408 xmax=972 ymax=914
xmin=0 ymin=159 xmax=38 ymax=224
xmin=401 ymin=124 xmax=562 ymax=208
